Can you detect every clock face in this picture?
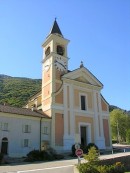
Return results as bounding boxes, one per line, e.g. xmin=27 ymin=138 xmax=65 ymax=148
xmin=55 ymin=57 xmax=67 ymax=71
xmin=44 ymin=59 xmax=51 ymax=71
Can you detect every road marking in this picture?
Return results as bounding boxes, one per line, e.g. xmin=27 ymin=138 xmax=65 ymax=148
xmin=16 ymin=165 xmax=74 ymax=173
xmin=5 ymin=172 xmax=17 ymax=173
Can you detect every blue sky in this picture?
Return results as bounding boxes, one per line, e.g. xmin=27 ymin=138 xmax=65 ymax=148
xmin=0 ymin=0 xmax=130 ymax=110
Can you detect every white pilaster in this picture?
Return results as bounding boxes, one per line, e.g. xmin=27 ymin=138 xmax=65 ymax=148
xmin=63 ymin=83 xmax=75 ymax=150
xmin=97 ymin=92 xmax=105 ymax=149
xmin=63 ymin=83 xmax=68 ymax=136
xmin=97 ymin=92 xmax=104 ymax=137
xmin=51 ymin=112 xmax=55 ymax=148
xmin=93 ymin=90 xmax=99 ymax=138
xmin=69 ymin=84 xmax=75 ymax=136
xmin=93 ymin=90 xmax=105 ymax=149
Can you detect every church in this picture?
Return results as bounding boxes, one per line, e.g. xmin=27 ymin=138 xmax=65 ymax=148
xmin=0 ymin=20 xmax=112 ymax=157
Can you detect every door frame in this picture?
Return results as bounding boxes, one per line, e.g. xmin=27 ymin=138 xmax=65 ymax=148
xmin=79 ymin=123 xmax=91 ymax=145
xmin=1 ymin=137 xmax=8 ymax=155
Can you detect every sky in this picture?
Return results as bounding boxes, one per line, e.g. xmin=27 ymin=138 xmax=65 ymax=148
xmin=0 ymin=0 xmax=130 ymax=110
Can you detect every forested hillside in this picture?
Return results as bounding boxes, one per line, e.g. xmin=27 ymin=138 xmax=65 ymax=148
xmin=0 ymin=74 xmax=129 ymax=113
xmin=0 ymin=74 xmax=41 ymax=107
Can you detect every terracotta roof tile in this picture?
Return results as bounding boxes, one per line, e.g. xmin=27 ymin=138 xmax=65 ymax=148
xmin=0 ymin=104 xmax=50 ymax=119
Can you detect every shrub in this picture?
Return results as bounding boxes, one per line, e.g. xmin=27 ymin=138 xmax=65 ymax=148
xmin=86 ymin=143 xmax=99 ymax=153
xmin=72 ymin=144 xmax=82 ymax=156
xmin=113 ymin=162 xmax=125 ymax=173
xmin=80 ymin=144 xmax=88 ymax=154
xmin=77 ymin=147 xmax=99 ymax=173
xmin=25 ymin=148 xmax=64 ymax=162
xmin=40 ymin=150 xmax=54 ymax=161
xmin=84 ymin=146 xmax=100 ymax=166
xmin=77 ymin=163 xmax=99 ymax=173
xmin=112 ymin=139 xmax=118 ymax=144
xmin=97 ymin=165 xmax=110 ymax=173
xmin=77 ymin=148 xmax=125 ymax=173
xmin=77 ymin=147 xmax=125 ymax=173
xmin=46 ymin=147 xmax=64 ymax=160
xmin=26 ymin=150 xmax=41 ymax=162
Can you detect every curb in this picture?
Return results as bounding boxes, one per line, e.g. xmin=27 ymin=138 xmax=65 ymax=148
xmin=73 ymin=165 xmax=79 ymax=173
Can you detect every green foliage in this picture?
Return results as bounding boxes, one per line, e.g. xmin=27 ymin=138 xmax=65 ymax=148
xmin=77 ymin=147 xmax=125 ymax=173
xmin=0 ymin=75 xmax=41 ymax=107
xmin=25 ymin=148 xmax=64 ymax=162
xmin=109 ymin=105 xmax=120 ymax=112
xmin=78 ymin=163 xmax=125 ymax=173
xmin=77 ymin=163 xmax=99 ymax=173
xmin=110 ymin=109 xmax=130 ymax=142
xmin=112 ymin=139 xmax=118 ymax=144
xmin=126 ymin=129 xmax=130 ymax=144
xmin=78 ymin=146 xmax=100 ymax=173
xmin=97 ymin=162 xmax=125 ymax=173
xmin=97 ymin=165 xmax=110 ymax=173
xmin=87 ymin=143 xmax=99 ymax=152
xmin=84 ymin=146 xmax=99 ymax=165
xmin=26 ymin=150 xmax=41 ymax=161
xmin=114 ymin=162 xmax=125 ymax=173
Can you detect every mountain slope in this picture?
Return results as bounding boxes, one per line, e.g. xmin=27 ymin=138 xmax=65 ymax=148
xmin=0 ymin=74 xmax=129 ymax=113
xmin=0 ymin=75 xmax=42 ymax=107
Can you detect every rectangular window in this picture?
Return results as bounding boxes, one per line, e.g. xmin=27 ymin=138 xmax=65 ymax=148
xmin=3 ymin=123 xmax=8 ymax=131
xmin=81 ymin=95 xmax=86 ymax=110
xmin=23 ymin=125 xmax=31 ymax=133
xmin=42 ymin=126 xmax=48 ymax=134
xmin=24 ymin=139 xmax=29 ymax=147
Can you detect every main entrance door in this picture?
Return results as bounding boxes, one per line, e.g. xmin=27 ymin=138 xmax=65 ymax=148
xmin=80 ymin=126 xmax=87 ymax=146
xmin=1 ymin=137 xmax=8 ymax=154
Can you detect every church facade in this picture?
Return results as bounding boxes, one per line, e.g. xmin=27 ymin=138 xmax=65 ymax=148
xmin=26 ymin=20 xmax=112 ymax=152
xmin=0 ymin=20 xmax=112 ymax=157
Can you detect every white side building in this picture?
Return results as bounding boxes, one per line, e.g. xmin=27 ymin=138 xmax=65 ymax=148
xmin=0 ymin=105 xmax=51 ymax=157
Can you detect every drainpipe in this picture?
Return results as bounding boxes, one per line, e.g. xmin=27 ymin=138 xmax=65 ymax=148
xmin=40 ymin=117 xmax=42 ymax=151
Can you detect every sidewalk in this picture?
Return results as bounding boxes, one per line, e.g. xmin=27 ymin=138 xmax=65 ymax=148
xmin=100 ymin=151 xmax=130 ymax=160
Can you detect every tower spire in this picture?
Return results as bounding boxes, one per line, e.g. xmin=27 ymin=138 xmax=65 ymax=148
xmin=49 ymin=19 xmax=63 ymax=37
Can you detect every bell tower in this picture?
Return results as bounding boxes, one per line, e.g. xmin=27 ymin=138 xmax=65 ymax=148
xmin=41 ymin=19 xmax=69 ymax=115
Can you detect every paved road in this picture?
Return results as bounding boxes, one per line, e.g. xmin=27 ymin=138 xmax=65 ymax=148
xmin=14 ymin=165 xmax=74 ymax=173
xmin=1 ymin=152 xmax=130 ymax=173
xmin=0 ymin=158 xmax=78 ymax=173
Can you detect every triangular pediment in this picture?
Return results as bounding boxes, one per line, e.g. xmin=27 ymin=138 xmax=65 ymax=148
xmin=75 ymin=76 xmax=91 ymax=84
xmin=62 ymin=67 xmax=103 ymax=88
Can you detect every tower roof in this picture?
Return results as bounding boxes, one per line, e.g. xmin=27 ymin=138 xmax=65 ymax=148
xmin=49 ymin=19 xmax=63 ymax=37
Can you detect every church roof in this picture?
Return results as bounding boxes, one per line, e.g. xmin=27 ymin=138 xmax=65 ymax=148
xmin=49 ymin=19 xmax=63 ymax=37
xmin=0 ymin=104 xmax=50 ymax=119
xmin=62 ymin=66 xmax=103 ymax=88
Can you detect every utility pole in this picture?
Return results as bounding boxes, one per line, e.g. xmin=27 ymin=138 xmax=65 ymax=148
xmin=117 ymin=121 xmax=120 ymax=143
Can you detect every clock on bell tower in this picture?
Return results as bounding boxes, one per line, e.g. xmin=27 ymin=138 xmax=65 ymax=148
xmin=41 ymin=19 xmax=69 ymax=114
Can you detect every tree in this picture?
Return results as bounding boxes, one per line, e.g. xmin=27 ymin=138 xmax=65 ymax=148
xmin=126 ymin=129 xmax=130 ymax=144
xmin=110 ymin=109 xmax=130 ymax=143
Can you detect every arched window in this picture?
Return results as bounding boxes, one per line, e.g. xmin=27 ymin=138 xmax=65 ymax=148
xmin=57 ymin=45 xmax=64 ymax=56
xmin=45 ymin=46 xmax=50 ymax=57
